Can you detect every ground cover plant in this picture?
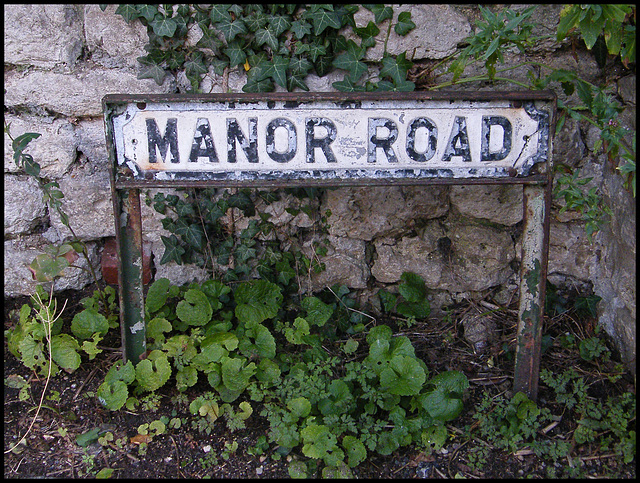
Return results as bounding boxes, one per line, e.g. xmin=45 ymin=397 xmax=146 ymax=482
xmin=4 ymin=279 xmax=636 ymax=478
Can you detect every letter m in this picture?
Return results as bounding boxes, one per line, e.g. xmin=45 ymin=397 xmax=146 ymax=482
xmin=146 ymin=118 xmax=179 ymax=163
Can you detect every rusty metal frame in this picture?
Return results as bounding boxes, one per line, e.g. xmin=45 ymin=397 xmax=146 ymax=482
xmin=103 ymin=91 xmax=555 ymax=400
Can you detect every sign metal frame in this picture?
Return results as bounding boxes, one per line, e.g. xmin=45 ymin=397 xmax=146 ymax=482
xmin=103 ymin=91 xmax=555 ymax=400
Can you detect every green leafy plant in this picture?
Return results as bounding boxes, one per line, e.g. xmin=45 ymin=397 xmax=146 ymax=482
xmin=109 ymin=4 xmax=416 ymax=93
xmin=541 ymin=368 xmax=636 ymax=465
xmin=557 ymin=5 xmax=635 ymax=67
xmin=4 ymin=287 xmax=68 ymax=454
xmin=95 ymin=272 xmax=467 ymax=475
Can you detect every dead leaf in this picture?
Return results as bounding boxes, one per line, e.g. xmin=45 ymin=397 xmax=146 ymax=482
xmin=130 ymin=434 xmax=152 ymax=445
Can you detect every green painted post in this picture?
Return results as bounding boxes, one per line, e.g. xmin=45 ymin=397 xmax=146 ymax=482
xmin=513 ymin=183 xmax=550 ymax=401
xmin=115 ymin=188 xmax=147 ymax=364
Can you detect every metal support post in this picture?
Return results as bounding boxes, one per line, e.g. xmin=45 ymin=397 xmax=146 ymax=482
xmin=114 ymin=188 xmax=147 ymax=364
xmin=513 ymin=182 xmax=551 ymax=400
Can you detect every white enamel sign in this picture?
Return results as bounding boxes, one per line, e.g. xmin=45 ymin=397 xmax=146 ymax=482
xmin=109 ymin=97 xmax=551 ymax=183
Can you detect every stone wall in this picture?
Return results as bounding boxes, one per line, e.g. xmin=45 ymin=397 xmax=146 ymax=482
xmin=4 ymin=4 xmax=635 ymax=372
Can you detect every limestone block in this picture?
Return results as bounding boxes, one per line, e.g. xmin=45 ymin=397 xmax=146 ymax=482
xmin=344 ymin=5 xmax=471 ymax=61
xmin=302 ymin=235 xmax=369 ymax=292
xmin=324 ymin=186 xmax=449 ymax=241
xmin=47 ymin=160 xmax=115 ymax=241
xmin=4 ymin=4 xmax=83 ymax=68
xmin=553 ymin=116 xmax=586 ymax=168
xmin=617 ymin=75 xmax=636 ymax=106
xmin=4 ymin=236 xmax=99 ymax=297
xmin=4 ymin=175 xmax=47 ymax=236
xmin=4 ymin=114 xmax=78 ymax=178
xmin=512 ymin=4 xmax=565 ymax=53
xmin=547 ymin=220 xmax=599 ymax=282
xmin=75 ymin=119 xmax=109 ymax=166
xmin=84 ymin=4 xmax=149 ymax=69
xmin=149 ymin=239 xmax=209 ymax=287
xmin=450 ymin=184 xmax=523 ymax=226
xmin=372 ymin=221 xmax=515 ymax=292
xmin=199 ymin=67 xmax=248 ymax=94
xmin=4 ymin=67 xmax=172 ymax=117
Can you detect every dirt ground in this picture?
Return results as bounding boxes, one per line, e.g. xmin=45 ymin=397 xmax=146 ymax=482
xmin=4 ymin=286 xmax=636 ymax=479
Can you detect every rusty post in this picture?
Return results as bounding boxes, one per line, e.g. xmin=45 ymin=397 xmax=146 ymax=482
xmin=115 ymin=188 xmax=146 ymax=364
xmin=513 ymin=182 xmax=550 ymax=400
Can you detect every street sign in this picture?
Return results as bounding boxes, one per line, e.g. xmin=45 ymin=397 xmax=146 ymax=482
xmin=104 ymin=91 xmax=555 ymax=400
xmin=108 ymin=93 xmax=551 ymax=185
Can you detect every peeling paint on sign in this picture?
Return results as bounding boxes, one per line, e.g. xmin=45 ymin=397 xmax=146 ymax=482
xmin=109 ymin=98 xmax=551 ymax=183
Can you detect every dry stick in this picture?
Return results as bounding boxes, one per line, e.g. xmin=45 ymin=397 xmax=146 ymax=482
xmin=72 ymin=365 xmax=100 ymax=401
xmin=4 ymin=287 xmax=67 ymax=455
xmin=326 ymin=286 xmax=376 ymax=325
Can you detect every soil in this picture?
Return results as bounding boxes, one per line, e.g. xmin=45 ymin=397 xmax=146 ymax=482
xmin=4 ymin=285 xmax=636 ymax=479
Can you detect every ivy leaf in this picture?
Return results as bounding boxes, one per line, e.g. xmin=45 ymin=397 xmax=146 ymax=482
xmin=289 ymin=56 xmax=313 ymax=76
xmin=261 ymin=54 xmax=289 ymax=88
xmin=288 ymin=74 xmax=310 ymax=92
xmin=255 ymin=27 xmax=279 ymax=51
xmin=332 ymin=39 xmax=367 ymax=82
xmin=333 ymin=77 xmax=366 ymax=92
xmin=380 ymin=52 xmax=412 ymax=85
xmin=224 ymin=40 xmax=247 ymax=67
xmin=290 ymin=19 xmax=312 ymax=39
xmin=266 ymin=14 xmax=291 ymax=37
xmin=150 ymin=16 xmax=178 ymax=38
xmin=184 ymin=54 xmax=208 ymax=79
xmin=210 ymin=57 xmax=229 ymax=75
xmin=306 ymin=6 xmax=342 ymax=35
xmin=245 ymin=11 xmax=268 ymax=32
xmin=137 ymin=57 xmax=167 ymax=85
xmin=210 ymin=4 xmax=231 ymax=24
xmin=216 ymin=17 xmax=247 ymax=42
xmin=295 ymin=42 xmax=327 ymax=62
xmin=354 ymin=20 xmax=380 ymax=48
xmin=394 ymin=11 xmax=416 ymax=35
xmin=70 ymin=309 xmax=109 ymax=340
xmin=135 ymin=350 xmax=172 ymax=392
xmin=365 ymin=4 xmax=394 ymax=24
xmin=392 ymin=79 xmax=415 ymax=92
xmin=160 ymin=235 xmax=186 ymax=265
xmin=176 ymin=289 xmax=213 ymax=326
xmin=196 ymin=26 xmax=223 ymax=53
xmin=50 ymin=334 xmax=81 ymax=373
xmin=136 ymin=4 xmax=158 ymax=22
xmin=174 ymin=219 xmax=205 ymax=250
xmin=115 ymin=4 xmax=140 ymax=22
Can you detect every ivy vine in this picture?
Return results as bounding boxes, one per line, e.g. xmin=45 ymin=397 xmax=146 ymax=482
xmin=103 ymin=4 xmax=417 ymax=92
